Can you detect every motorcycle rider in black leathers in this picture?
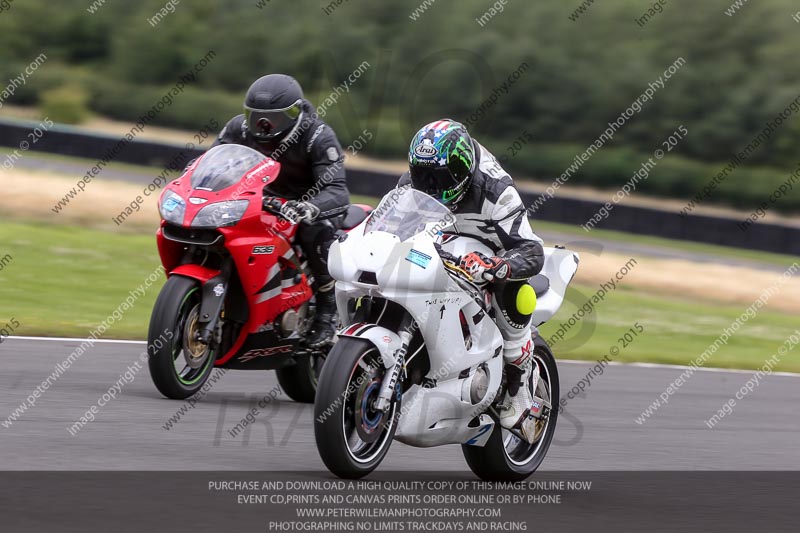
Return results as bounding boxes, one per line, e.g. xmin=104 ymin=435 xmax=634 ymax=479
xmin=400 ymin=119 xmax=545 ymax=443
xmin=212 ymin=74 xmax=349 ymax=347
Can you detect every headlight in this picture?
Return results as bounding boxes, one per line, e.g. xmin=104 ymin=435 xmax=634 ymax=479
xmin=159 ymin=191 xmax=186 ymax=225
xmin=191 ymin=200 xmax=249 ymax=228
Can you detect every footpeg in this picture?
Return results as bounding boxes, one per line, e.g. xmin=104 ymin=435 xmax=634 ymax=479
xmin=527 ymin=363 xmax=546 ymax=418
xmin=519 ymin=410 xmax=538 ymax=444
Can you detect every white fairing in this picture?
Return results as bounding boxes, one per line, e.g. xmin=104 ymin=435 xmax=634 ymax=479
xmin=328 ymin=188 xmax=577 ymax=448
xmin=531 ymin=247 xmax=579 ymax=326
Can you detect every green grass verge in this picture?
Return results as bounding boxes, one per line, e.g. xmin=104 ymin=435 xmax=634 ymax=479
xmin=539 ymin=283 xmax=800 ymax=373
xmin=0 ymin=222 xmax=163 ymax=339
xmin=1 ymin=220 xmax=797 ymax=372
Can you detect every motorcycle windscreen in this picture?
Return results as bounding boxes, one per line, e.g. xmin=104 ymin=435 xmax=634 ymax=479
xmin=365 ymin=186 xmax=454 ymax=242
xmin=190 ymin=144 xmax=266 ymax=192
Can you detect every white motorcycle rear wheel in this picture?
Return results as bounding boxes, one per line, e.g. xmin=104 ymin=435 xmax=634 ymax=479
xmin=462 ymin=336 xmax=559 ymax=481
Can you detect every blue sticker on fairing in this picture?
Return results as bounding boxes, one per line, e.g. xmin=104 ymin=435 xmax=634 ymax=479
xmin=405 ymin=249 xmax=432 ymax=268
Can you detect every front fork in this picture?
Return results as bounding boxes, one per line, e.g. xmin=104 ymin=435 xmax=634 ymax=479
xmin=196 ymin=261 xmax=232 ymax=345
xmin=374 ymin=312 xmax=415 ymax=412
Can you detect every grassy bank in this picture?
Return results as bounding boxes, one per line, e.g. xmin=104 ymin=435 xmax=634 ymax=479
xmin=0 ymin=222 xmax=162 ymax=339
xmin=541 ymin=284 xmax=800 ymax=373
xmin=1 ymin=220 xmax=797 ymax=372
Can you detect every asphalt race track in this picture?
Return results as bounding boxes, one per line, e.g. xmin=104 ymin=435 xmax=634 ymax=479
xmin=2 ymin=337 xmax=798 ymax=472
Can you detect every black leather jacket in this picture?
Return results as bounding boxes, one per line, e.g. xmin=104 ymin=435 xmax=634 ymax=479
xmin=212 ymin=100 xmax=349 ymax=219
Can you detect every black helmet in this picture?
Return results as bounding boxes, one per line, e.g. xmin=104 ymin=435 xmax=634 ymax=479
xmin=244 ymin=74 xmax=304 ymax=141
xmin=408 ymin=119 xmax=477 ymax=206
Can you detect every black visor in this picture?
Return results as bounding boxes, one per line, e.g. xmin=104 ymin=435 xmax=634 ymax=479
xmin=244 ymin=100 xmax=302 ymax=140
xmin=409 ymin=165 xmax=469 ymax=204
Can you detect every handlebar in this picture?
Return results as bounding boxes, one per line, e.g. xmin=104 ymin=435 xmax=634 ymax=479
xmin=262 ymin=197 xmax=284 ymax=217
xmin=434 ymin=243 xmax=459 ymax=264
xmin=262 ymin=197 xmax=301 ymax=228
xmin=434 ymin=244 xmax=493 ymax=284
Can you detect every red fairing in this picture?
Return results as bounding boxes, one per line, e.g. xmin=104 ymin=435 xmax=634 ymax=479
xmin=156 ymin=150 xmax=302 ymax=365
xmin=170 ymin=264 xmax=221 ymax=283
xmin=154 ymin=146 xmax=370 ymax=367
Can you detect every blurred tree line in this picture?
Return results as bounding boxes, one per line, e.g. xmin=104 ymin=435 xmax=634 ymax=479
xmin=1 ymin=0 xmax=799 ymax=211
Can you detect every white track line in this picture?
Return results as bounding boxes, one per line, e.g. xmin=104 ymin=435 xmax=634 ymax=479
xmin=559 ymin=359 xmax=800 ymax=378
xmin=8 ymin=336 xmax=800 ymax=377
xmin=7 ymin=336 xmax=146 ymax=345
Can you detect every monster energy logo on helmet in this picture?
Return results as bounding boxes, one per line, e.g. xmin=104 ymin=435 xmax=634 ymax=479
xmin=408 ymin=119 xmax=476 ymax=206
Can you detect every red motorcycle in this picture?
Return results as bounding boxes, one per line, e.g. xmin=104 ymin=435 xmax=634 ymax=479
xmin=148 ymin=144 xmax=371 ymax=402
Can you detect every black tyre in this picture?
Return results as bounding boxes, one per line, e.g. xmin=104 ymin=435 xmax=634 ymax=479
xmin=462 ymin=336 xmax=559 ymax=481
xmin=314 ymin=338 xmax=400 ymax=479
xmin=276 ymin=353 xmax=324 ymax=403
xmin=148 ymin=276 xmax=216 ymax=400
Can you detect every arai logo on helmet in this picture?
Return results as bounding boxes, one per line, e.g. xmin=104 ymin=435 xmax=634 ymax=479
xmin=414 ymin=143 xmax=438 ymax=159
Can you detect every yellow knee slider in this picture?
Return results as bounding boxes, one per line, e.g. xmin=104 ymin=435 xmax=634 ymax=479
xmin=516 ymin=283 xmax=537 ymax=316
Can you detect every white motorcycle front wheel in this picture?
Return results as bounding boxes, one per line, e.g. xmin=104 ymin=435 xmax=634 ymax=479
xmin=462 ymin=336 xmax=560 ymax=481
xmin=314 ymin=337 xmax=401 ymax=479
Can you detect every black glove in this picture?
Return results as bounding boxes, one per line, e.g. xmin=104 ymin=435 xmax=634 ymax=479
xmin=280 ymin=200 xmax=320 ymax=224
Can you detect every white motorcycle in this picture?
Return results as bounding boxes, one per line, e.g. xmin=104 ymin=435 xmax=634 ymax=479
xmin=314 ymin=187 xmax=579 ymax=480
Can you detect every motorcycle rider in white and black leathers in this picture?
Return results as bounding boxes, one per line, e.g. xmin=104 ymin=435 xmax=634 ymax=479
xmin=212 ymin=74 xmax=349 ymax=347
xmin=399 ymin=119 xmax=545 ymax=442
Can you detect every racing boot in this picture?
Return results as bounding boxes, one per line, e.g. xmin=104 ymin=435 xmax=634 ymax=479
xmin=305 ymin=281 xmax=338 ymax=348
xmin=497 ymin=339 xmax=540 ymax=443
